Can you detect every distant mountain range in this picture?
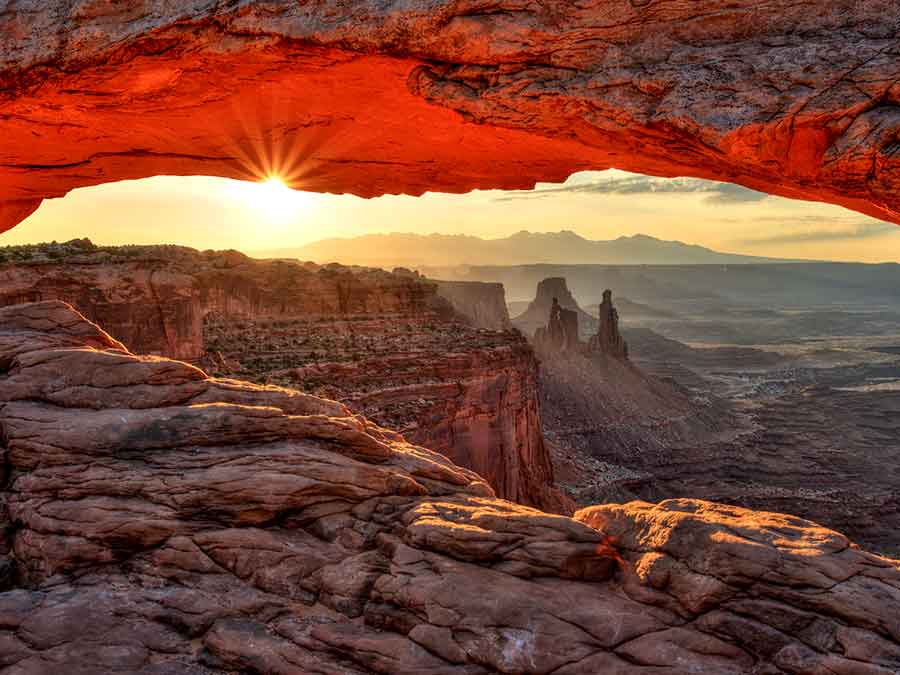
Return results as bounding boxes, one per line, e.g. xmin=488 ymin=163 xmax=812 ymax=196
xmin=257 ymin=231 xmax=802 ymax=267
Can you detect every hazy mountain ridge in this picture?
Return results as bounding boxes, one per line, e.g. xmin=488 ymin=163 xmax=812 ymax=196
xmin=260 ymin=231 xmax=802 ymax=267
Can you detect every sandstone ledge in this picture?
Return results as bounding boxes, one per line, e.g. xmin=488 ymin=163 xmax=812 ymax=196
xmin=0 ymin=301 xmax=898 ymax=673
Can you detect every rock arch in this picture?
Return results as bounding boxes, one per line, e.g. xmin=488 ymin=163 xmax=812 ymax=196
xmin=2 ymin=0 xmax=900 ymax=233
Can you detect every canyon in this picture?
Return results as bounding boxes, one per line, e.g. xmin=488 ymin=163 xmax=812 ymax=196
xmin=506 ymin=271 xmax=900 ymax=561
xmin=204 ymin=314 xmax=567 ymax=514
xmin=3 ymin=1 xmax=900 ymax=233
xmin=0 ymin=240 xmax=566 ymax=513
xmin=621 ymin=328 xmax=900 ymax=561
xmin=0 ymin=239 xmax=446 ymax=362
xmin=3 ymin=2 xmax=900 ymax=669
xmin=1 ymin=300 xmax=899 ymax=673
xmin=512 ymin=278 xmax=735 ymax=509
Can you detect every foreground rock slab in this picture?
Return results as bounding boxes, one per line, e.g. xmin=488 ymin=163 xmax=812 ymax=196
xmin=0 ymin=301 xmax=898 ymax=673
xmin=0 ymin=241 xmax=568 ymax=513
xmin=2 ymin=1 xmax=900 ymax=232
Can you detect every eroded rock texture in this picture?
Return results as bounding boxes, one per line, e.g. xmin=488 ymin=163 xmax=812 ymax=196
xmin=534 ymin=297 xmax=580 ymax=355
xmin=0 ymin=242 xmax=566 ymax=512
xmin=589 ymin=289 xmax=629 ymax=360
xmin=3 ymin=0 xmax=900 ymax=232
xmin=275 ymin=335 xmax=569 ymax=514
xmin=0 ymin=240 xmax=446 ymax=361
xmin=0 ymin=301 xmax=898 ymax=673
xmin=513 ymin=277 xmax=596 ymax=340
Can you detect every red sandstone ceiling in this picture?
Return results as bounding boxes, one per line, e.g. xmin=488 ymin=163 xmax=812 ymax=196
xmin=2 ymin=0 xmax=899 ymax=233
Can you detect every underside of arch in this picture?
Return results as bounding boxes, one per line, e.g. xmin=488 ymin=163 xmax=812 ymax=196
xmin=1 ymin=0 xmax=899 ymax=233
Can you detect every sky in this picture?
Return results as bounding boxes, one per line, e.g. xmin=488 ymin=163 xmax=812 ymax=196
xmin=3 ymin=170 xmax=899 ymax=263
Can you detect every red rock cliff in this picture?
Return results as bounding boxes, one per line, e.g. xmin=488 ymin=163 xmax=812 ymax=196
xmin=433 ymin=280 xmax=512 ymax=331
xmin=0 ymin=241 xmax=566 ymax=513
xmin=0 ymin=241 xmax=445 ymax=361
xmin=0 ymin=301 xmax=897 ymax=674
xmin=279 ymin=334 xmax=568 ymax=514
xmin=2 ymin=1 xmax=899 ymax=233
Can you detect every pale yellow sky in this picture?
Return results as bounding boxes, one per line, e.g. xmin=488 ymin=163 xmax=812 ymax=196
xmin=3 ymin=170 xmax=899 ymax=262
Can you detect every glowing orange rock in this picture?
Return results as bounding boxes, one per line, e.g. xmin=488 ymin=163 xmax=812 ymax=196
xmin=1 ymin=1 xmax=899 ymax=233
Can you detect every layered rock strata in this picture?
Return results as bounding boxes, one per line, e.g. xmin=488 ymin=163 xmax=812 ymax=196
xmin=433 ymin=280 xmax=512 ymax=331
xmin=3 ymin=1 xmax=900 ymax=231
xmin=0 ymin=301 xmax=898 ymax=673
xmin=0 ymin=240 xmax=445 ymax=361
xmin=206 ymin=312 xmax=569 ymax=514
xmin=0 ymin=242 xmax=564 ymax=513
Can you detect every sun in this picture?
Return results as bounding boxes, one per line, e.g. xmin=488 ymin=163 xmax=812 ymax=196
xmin=228 ymin=175 xmax=315 ymax=224
xmin=256 ymin=176 xmax=309 ymax=221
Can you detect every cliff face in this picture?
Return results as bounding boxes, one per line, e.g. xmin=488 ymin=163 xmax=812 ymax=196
xmin=433 ymin=280 xmax=512 ymax=331
xmin=206 ymin=309 xmax=570 ymax=514
xmin=3 ymin=1 xmax=900 ymax=233
xmin=0 ymin=259 xmax=202 ymax=360
xmin=282 ymin=338 xmax=567 ymax=514
xmin=0 ymin=241 xmax=564 ymax=513
xmin=0 ymin=241 xmax=445 ymax=361
xmin=0 ymin=301 xmax=898 ymax=674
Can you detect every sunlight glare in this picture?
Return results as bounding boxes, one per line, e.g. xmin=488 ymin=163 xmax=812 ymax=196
xmin=228 ymin=175 xmax=315 ymax=225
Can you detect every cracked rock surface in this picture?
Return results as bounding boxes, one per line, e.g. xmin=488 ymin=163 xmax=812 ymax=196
xmin=0 ymin=301 xmax=898 ymax=673
xmin=0 ymin=241 xmax=568 ymax=513
xmin=2 ymin=0 xmax=900 ymax=231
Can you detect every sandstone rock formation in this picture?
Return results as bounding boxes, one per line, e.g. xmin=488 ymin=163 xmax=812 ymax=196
xmin=433 ymin=280 xmax=512 ymax=331
xmin=248 ymin=323 xmax=570 ymax=514
xmin=1 ymin=301 xmax=899 ymax=673
xmin=0 ymin=240 xmax=450 ymax=361
xmin=589 ymin=289 xmax=629 ymax=360
xmin=0 ymin=242 xmax=566 ymax=513
xmin=512 ymin=278 xmax=596 ymax=341
xmin=534 ymin=297 xmax=580 ymax=355
xmin=3 ymin=1 xmax=900 ymax=233
xmin=530 ymin=286 xmax=629 ymax=359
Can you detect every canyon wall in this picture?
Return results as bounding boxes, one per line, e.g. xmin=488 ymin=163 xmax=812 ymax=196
xmin=0 ymin=241 xmax=565 ymax=513
xmin=205 ymin=308 xmax=570 ymax=514
xmin=433 ymin=280 xmax=512 ymax=331
xmin=0 ymin=301 xmax=898 ymax=674
xmin=0 ymin=241 xmax=445 ymax=361
xmin=282 ymin=338 xmax=567 ymax=514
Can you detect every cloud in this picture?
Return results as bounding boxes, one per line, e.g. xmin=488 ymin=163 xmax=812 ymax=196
xmin=703 ymin=182 xmax=771 ymax=204
xmin=739 ymin=221 xmax=898 ymax=245
xmin=492 ymin=173 xmax=769 ymax=205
